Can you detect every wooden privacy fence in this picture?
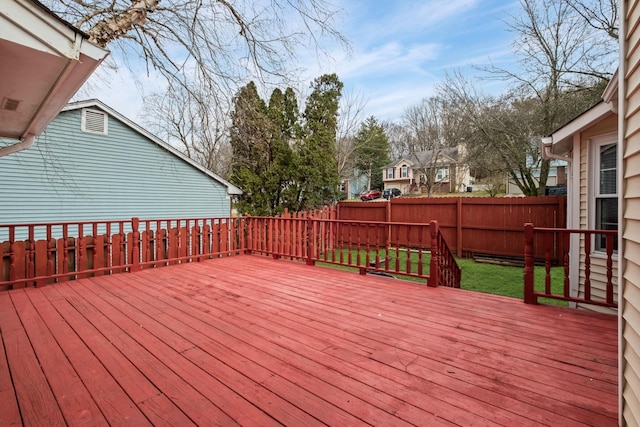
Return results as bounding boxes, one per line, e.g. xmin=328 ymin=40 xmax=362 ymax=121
xmin=338 ymin=196 xmax=566 ymax=262
xmin=0 ymin=217 xmax=244 ymax=289
xmin=524 ymin=224 xmax=618 ymax=308
xmin=245 ymin=216 xmax=461 ymax=288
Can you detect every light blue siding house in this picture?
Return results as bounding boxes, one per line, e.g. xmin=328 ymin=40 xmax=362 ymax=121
xmin=0 ymin=99 xmax=242 ymax=226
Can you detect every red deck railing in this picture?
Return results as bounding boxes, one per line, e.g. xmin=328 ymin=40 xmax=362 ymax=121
xmin=523 ymin=223 xmax=618 ymax=308
xmin=245 ymin=217 xmax=461 ymax=287
xmin=0 ymin=217 xmax=244 ymax=289
xmin=1 ymin=216 xmax=461 ymax=290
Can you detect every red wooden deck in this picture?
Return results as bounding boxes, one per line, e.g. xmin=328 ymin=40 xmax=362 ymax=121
xmin=0 ymin=255 xmax=617 ymax=426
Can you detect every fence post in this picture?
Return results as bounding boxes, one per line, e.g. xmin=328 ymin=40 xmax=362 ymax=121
xmin=457 ymin=197 xmax=462 ymax=257
xmin=131 ymin=217 xmax=141 ymax=273
xmin=306 ymin=217 xmax=315 ymax=266
xmin=524 ymin=223 xmax=536 ymax=304
xmin=428 ymin=221 xmax=439 ymax=287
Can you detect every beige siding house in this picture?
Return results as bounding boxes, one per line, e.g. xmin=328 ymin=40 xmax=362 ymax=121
xmin=542 ymin=91 xmax=619 ymax=313
xmin=382 ymin=146 xmax=471 ymax=194
xmin=622 ymin=0 xmax=640 ymax=423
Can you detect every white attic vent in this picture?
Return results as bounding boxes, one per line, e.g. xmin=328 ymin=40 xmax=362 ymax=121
xmin=81 ymin=108 xmax=108 ymax=135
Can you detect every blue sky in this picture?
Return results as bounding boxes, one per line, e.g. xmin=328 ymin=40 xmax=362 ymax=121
xmin=80 ymin=0 xmax=519 ymax=124
xmin=324 ymin=0 xmax=519 ymax=120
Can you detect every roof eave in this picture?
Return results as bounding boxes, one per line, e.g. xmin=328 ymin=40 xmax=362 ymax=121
xmin=543 ymin=101 xmax=616 ymax=158
xmin=0 ymin=0 xmax=109 ymax=146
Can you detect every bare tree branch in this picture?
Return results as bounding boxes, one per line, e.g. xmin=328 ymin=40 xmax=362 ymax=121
xmin=45 ymin=0 xmax=349 ymax=101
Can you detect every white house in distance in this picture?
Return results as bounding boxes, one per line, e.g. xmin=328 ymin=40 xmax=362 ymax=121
xmin=506 ymin=159 xmax=568 ymax=195
xmin=382 ymin=146 xmax=471 ymax=195
xmin=0 ymin=0 xmax=109 ymax=156
xmin=0 ymin=99 xmax=242 ymax=229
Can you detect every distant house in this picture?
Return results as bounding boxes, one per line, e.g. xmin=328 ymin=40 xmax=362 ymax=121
xmin=506 ymin=158 xmax=568 ymax=195
xmin=382 ymin=146 xmax=470 ymax=194
xmin=541 ymin=73 xmax=618 ymax=313
xmin=341 ymin=169 xmax=369 ymax=199
xmin=0 ymin=99 xmax=242 ymax=226
xmin=0 ymin=0 xmax=108 ymax=156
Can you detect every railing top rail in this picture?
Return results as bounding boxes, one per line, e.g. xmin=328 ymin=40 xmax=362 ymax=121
xmin=314 ymin=218 xmax=433 ymax=227
xmin=0 ymin=219 xmax=134 ymax=228
xmin=0 ymin=216 xmax=239 ymax=228
xmin=245 ymin=216 xmax=435 ymax=227
xmin=137 ymin=217 xmax=237 ymax=222
xmin=532 ymin=226 xmax=618 ymax=235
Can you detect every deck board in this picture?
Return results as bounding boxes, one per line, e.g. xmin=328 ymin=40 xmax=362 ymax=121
xmin=0 ymin=255 xmax=618 ymax=426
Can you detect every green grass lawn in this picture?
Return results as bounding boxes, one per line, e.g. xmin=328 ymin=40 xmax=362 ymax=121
xmin=457 ymin=258 xmax=567 ymax=306
xmin=317 ymin=248 xmax=567 ymax=306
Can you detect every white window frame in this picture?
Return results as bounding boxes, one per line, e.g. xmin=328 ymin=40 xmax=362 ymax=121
xmin=386 ymin=168 xmax=394 ymax=179
xmin=436 ymin=168 xmax=449 ymax=182
xmin=81 ymin=108 xmax=108 ymax=135
xmin=400 ymin=164 xmax=408 ymax=178
xmin=590 ymin=133 xmax=618 ymax=253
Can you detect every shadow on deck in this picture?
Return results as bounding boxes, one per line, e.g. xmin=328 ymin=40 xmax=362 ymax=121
xmin=0 ymin=255 xmax=617 ymax=426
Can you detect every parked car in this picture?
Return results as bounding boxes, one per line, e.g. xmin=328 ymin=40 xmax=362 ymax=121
xmin=383 ymin=188 xmax=401 ymax=199
xmin=360 ymin=189 xmax=382 ymax=201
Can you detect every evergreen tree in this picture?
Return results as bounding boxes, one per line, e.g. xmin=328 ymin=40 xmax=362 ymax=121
xmin=353 ymin=116 xmax=390 ymax=191
xmin=296 ymin=74 xmax=343 ymax=209
xmin=264 ymin=88 xmax=299 ymax=214
xmin=230 ymin=75 xmax=343 ymax=214
xmin=229 ymin=82 xmax=271 ymax=215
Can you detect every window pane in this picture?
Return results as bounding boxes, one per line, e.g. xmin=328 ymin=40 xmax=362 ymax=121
xmin=600 ymin=144 xmax=616 ymax=169
xmin=600 ymin=170 xmax=616 ymax=194
xmin=599 ymin=144 xmax=617 ymax=195
xmin=596 ymin=197 xmax=618 ymax=251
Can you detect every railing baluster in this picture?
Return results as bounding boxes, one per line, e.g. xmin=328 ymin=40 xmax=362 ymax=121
xmin=92 ymin=223 xmax=98 ymax=275
xmin=524 ymin=223 xmax=536 ymax=304
xmin=46 ymin=225 xmax=54 ymax=284
xmin=606 ymin=234 xmax=614 ymax=305
xmin=62 ymin=224 xmax=69 ymax=277
xmin=106 ymin=222 xmax=112 ymax=273
xmin=405 ymin=224 xmax=411 ymax=275
xmin=9 ymin=226 xmax=16 ymax=284
xmin=584 ymin=232 xmax=591 ymax=300
xmin=417 ymin=225 xmax=423 ymax=277
xmin=544 ymin=230 xmax=552 ymax=295
xmin=524 ymin=225 xmax=617 ymax=308
xmin=27 ymin=225 xmax=35 ymax=286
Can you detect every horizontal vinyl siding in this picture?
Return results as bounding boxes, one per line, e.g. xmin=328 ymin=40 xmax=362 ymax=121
xmin=576 ymin=122 xmax=618 ymax=312
xmin=625 ymin=125 xmax=640 ymax=423
xmin=625 ymin=0 xmax=640 ymax=423
xmin=0 ymin=109 xmax=230 ymax=227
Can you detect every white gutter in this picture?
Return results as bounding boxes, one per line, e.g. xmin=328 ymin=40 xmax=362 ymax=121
xmin=541 ymin=137 xmax=573 ymax=162
xmin=0 ymin=134 xmax=35 ymax=157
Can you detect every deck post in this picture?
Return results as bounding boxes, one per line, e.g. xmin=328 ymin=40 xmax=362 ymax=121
xmin=306 ymin=217 xmax=315 ymax=266
xmin=428 ymin=221 xmax=439 ymax=287
xmin=9 ymin=226 xmax=16 ymax=283
xmin=524 ymin=223 xmax=536 ymax=304
xmin=131 ymin=217 xmax=141 ymax=273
